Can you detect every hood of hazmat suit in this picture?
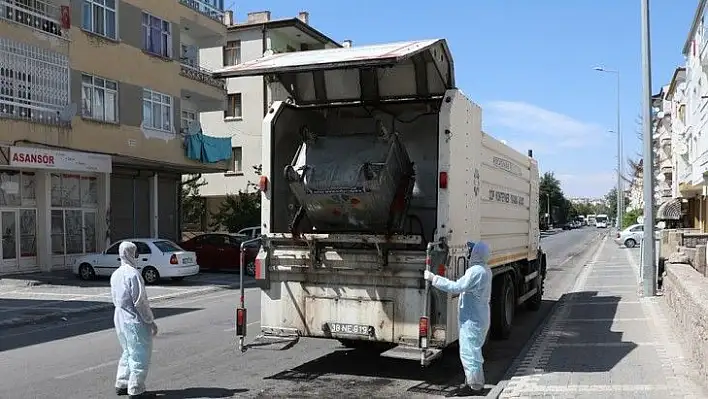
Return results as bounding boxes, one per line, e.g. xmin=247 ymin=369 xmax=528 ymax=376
xmin=431 ymin=241 xmax=492 ymax=390
xmin=110 ymin=241 xmax=156 ymax=395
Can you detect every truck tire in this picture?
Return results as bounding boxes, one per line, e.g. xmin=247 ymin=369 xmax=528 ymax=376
xmin=491 ymin=273 xmax=515 ymax=340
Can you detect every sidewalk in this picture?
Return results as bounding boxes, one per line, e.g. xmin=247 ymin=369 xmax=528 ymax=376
xmin=0 ymin=271 xmax=254 ymax=328
xmin=499 ymin=237 xmax=708 ymax=398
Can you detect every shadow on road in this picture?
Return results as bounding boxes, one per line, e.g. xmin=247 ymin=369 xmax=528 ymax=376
xmin=0 ymin=301 xmax=201 ymax=352
xmin=264 ymin=299 xmax=558 ymax=397
xmin=0 ymin=271 xmax=242 ymax=289
xmin=153 ymin=387 xmax=248 ymax=398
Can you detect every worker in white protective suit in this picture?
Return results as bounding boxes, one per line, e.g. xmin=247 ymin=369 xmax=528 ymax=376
xmin=424 ymin=241 xmax=492 ymax=393
xmin=110 ymin=241 xmax=159 ymax=399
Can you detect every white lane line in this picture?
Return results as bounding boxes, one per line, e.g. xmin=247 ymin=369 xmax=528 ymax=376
xmin=54 ymin=360 xmax=117 ymax=379
xmin=0 ymin=289 xmax=259 ymax=339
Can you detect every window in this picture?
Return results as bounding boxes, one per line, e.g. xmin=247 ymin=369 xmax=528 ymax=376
xmin=105 ymin=242 xmax=121 ymax=255
xmin=81 ymin=74 xmax=118 ymax=123
xmin=228 ymin=147 xmax=242 ymax=173
xmin=81 ymin=0 xmax=117 ymax=39
xmin=153 ymin=240 xmax=183 ymax=252
xmin=181 ymin=109 xmax=196 ymax=134
xmin=20 ymin=209 xmax=37 ymax=257
xmin=0 ymin=38 xmax=69 ymax=124
xmin=142 ymin=13 xmax=172 ymax=58
xmin=50 ymin=173 xmax=98 ymax=255
xmin=134 ymin=241 xmax=152 ymax=255
xmin=0 ymin=171 xmax=35 ymax=206
xmin=223 ymin=40 xmax=241 ymax=66
xmin=2 ymin=0 xmax=64 ymax=37
xmin=142 ymin=88 xmax=172 ymax=132
xmin=225 ymin=93 xmax=242 ymax=118
xmin=629 ymin=226 xmax=643 ymax=232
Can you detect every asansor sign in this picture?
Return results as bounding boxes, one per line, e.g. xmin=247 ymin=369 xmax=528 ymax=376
xmin=9 ymin=146 xmax=112 ymax=174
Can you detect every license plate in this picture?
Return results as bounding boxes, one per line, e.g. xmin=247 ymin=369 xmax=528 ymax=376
xmin=182 ymin=257 xmax=193 ymax=264
xmin=328 ymin=322 xmax=373 ymax=336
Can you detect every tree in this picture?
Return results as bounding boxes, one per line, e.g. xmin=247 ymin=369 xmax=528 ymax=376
xmin=539 ymin=172 xmax=567 ymax=224
xmin=180 ymin=175 xmax=207 ymax=230
xmin=209 ymin=191 xmax=261 ymax=232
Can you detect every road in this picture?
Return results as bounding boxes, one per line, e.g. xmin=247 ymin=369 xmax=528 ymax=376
xmin=0 ymin=227 xmax=605 ymax=399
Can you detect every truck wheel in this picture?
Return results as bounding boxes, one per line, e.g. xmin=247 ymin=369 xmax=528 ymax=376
xmin=526 ymin=274 xmax=543 ymax=311
xmin=491 ymin=273 xmax=515 ymax=340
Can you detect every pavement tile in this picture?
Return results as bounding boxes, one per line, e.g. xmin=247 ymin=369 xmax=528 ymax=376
xmin=499 ymin=235 xmax=708 ymax=399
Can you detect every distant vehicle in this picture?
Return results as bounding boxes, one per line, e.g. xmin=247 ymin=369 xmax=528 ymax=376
xmin=596 ymin=214 xmax=608 ymax=228
xmin=587 ymin=214 xmax=597 ymax=226
xmin=614 ymin=224 xmax=662 ymax=248
xmin=237 ymin=226 xmax=261 ymax=238
xmin=73 ymin=238 xmax=199 ymax=284
xmin=179 ymin=233 xmax=259 ymax=275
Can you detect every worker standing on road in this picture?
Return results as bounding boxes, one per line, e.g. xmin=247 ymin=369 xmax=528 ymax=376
xmin=110 ymin=241 xmax=159 ymax=399
xmin=424 ymin=241 xmax=493 ymax=393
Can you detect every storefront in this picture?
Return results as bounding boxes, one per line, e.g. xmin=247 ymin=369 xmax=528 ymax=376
xmin=0 ymin=146 xmax=111 ymax=274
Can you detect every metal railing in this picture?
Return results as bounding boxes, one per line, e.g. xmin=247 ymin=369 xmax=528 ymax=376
xmin=178 ymin=0 xmax=224 ymax=23
xmin=179 ymin=62 xmax=226 ymax=90
xmin=0 ymin=0 xmax=65 ymax=38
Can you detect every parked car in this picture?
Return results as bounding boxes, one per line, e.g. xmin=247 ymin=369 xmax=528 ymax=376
xmin=237 ymin=226 xmax=261 ymax=238
xmin=614 ymin=224 xmax=662 ymax=248
xmin=179 ymin=233 xmax=259 ymax=275
xmin=73 ymin=238 xmax=199 ymax=284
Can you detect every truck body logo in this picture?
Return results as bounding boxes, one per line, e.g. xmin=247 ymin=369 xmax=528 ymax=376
xmin=488 ymin=189 xmax=525 ymax=206
xmin=492 ymin=156 xmax=522 ymax=176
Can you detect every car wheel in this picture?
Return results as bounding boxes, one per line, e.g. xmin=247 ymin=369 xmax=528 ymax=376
xmin=246 ymin=261 xmax=256 ymax=276
xmin=142 ymin=267 xmax=160 ymax=285
xmin=78 ymin=263 xmax=96 ymax=281
xmin=624 ymin=239 xmax=636 ymax=248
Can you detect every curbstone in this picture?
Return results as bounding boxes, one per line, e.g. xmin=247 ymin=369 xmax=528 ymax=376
xmin=0 ymin=280 xmax=256 ymax=329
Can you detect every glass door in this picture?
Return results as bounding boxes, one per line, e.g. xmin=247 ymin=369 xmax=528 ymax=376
xmin=1 ymin=210 xmax=19 ymax=273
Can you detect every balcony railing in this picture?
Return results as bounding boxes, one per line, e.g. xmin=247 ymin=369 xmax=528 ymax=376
xmin=0 ymin=0 xmax=65 ymax=38
xmin=178 ymin=0 xmax=224 ymax=23
xmin=179 ymin=62 xmax=226 ymax=90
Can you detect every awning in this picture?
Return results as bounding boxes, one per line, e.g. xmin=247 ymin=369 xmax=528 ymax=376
xmin=656 ymin=198 xmax=683 ymax=220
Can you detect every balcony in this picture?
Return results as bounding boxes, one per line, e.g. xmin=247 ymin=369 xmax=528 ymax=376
xmin=0 ymin=0 xmax=67 ymax=39
xmin=178 ymin=0 xmax=224 ymax=22
xmin=179 ymin=62 xmax=225 ymax=90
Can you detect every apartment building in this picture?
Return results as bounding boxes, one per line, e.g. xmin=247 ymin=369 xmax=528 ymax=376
xmin=0 ymin=0 xmax=230 ymax=274
xmin=652 ymin=86 xmax=674 ymax=206
xmin=197 ymin=10 xmax=341 ymax=225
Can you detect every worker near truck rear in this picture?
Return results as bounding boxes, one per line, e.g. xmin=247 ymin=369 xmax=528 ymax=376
xmin=423 ymin=241 xmax=492 ymax=393
xmin=110 ymin=241 xmax=159 ymax=399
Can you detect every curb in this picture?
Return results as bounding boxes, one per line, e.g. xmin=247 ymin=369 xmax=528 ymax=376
xmin=0 ymin=280 xmax=257 ymax=329
xmin=486 ymin=234 xmax=606 ymax=399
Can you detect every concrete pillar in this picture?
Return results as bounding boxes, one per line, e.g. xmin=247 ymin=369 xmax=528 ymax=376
xmin=150 ymin=173 xmax=159 ymax=238
xmin=696 ymin=244 xmax=707 ymax=275
xmin=98 ymin=172 xmax=111 ymax=250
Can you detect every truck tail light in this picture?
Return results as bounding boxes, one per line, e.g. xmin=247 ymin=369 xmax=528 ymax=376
xmin=439 ymin=172 xmax=448 ymax=189
xmin=418 ymin=316 xmax=429 ymax=348
xmin=235 ymin=308 xmax=247 ymax=336
xmin=254 ymin=257 xmax=264 ymax=279
xmin=436 ymin=264 xmax=446 ymax=276
xmin=258 ymin=176 xmax=268 ymax=192
xmin=169 ymin=254 xmax=178 ymax=265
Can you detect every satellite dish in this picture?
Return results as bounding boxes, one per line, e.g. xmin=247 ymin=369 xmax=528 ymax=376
xmin=656 ymin=173 xmax=666 ymax=182
xmin=675 ymin=142 xmax=689 ymax=155
xmin=657 ymin=111 xmax=665 ymax=118
xmin=500 ymin=139 xmax=508 ymax=145
xmin=637 ymin=215 xmax=644 ymax=224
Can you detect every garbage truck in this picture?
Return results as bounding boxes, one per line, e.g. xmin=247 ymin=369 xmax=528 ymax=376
xmin=213 ymin=38 xmax=547 ymax=366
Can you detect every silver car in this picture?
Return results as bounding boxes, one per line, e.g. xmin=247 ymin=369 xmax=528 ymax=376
xmin=614 ymin=223 xmax=661 ymax=248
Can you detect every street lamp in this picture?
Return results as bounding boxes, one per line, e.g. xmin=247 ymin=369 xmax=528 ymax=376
xmin=594 ymin=66 xmax=623 ymax=229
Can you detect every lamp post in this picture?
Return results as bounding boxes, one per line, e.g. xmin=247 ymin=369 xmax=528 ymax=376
xmin=640 ymin=0 xmax=656 ymax=296
xmin=547 ymin=193 xmax=551 ymax=227
xmin=593 ymin=66 xmax=622 ymax=229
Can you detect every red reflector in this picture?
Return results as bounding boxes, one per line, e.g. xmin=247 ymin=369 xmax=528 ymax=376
xmin=258 ymin=176 xmax=268 ymax=192
xmin=425 ymin=256 xmax=431 ymax=266
xmin=254 ymin=258 xmax=263 ymax=279
xmin=235 ymin=308 xmax=247 ymax=336
xmin=169 ymin=254 xmax=178 ymax=264
xmin=439 ymin=172 xmax=448 ymax=189
xmin=437 ymin=264 xmax=445 ymax=276
xmin=419 ymin=316 xmax=429 ymax=337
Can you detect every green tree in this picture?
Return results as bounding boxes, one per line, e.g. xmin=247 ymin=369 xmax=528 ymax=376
xmin=209 ymin=191 xmax=261 ymax=232
xmin=623 ymin=208 xmax=642 ymax=229
xmin=604 ymin=187 xmax=631 ymax=221
xmin=180 ymin=175 xmax=207 ymax=230
xmin=540 ymin=172 xmax=566 ymax=224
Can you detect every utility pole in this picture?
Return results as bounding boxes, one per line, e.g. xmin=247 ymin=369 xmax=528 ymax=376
xmin=547 ymin=193 xmax=551 ymax=227
xmin=640 ymin=0 xmax=656 ymax=296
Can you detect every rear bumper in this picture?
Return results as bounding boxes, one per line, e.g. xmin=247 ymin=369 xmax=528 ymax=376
xmin=161 ymin=264 xmax=200 ymax=277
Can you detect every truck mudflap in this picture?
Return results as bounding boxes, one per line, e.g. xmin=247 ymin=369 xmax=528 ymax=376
xmin=380 ymin=345 xmax=444 ymax=366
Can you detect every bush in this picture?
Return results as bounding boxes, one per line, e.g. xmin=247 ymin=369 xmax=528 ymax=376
xmin=623 ymin=208 xmax=642 ymax=229
xmin=209 ymin=191 xmax=261 ymax=232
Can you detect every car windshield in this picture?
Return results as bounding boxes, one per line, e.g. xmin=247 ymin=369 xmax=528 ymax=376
xmin=153 ymin=240 xmax=183 ymax=252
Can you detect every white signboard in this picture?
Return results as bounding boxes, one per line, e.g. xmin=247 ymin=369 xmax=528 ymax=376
xmin=9 ymin=146 xmax=112 ymax=173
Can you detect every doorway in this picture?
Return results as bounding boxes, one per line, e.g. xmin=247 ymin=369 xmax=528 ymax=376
xmin=1 ymin=210 xmax=18 ymax=273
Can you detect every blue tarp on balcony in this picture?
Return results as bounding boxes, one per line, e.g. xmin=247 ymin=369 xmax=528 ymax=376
xmin=185 ymin=132 xmax=232 ymax=163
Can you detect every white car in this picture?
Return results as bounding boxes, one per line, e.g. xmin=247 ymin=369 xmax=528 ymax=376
xmin=614 ymin=224 xmax=662 ymax=248
xmin=73 ymin=238 xmax=200 ymax=284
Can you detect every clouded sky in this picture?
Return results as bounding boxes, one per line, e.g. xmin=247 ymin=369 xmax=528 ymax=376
xmin=230 ymin=0 xmax=693 ymax=197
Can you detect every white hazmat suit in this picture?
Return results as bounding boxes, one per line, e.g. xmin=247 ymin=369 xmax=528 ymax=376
xmin=424 ymin=241 xmax=492 ymax=391
xmin=110 ymin=241 xmax=158 ymax=397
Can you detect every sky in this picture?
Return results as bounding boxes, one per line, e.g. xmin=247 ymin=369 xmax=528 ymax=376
xmin=229 ymin=0 xmax=695 ymax=198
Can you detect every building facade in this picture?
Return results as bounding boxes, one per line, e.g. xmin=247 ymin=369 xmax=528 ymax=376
xmin=196 ymin=10 xmax=341 ymax=228
xmin=0 ymin=0 xmax=230 ymax=275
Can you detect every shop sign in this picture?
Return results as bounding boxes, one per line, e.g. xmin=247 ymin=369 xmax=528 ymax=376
xmin=9 ymin=146 xmax=112 ymax=173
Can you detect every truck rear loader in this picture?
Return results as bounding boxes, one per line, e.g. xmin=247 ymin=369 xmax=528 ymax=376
xmin=213 ymin=39 xmax=547 ymax=366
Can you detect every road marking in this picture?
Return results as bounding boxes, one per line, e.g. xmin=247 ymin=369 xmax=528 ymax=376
xmin=0 ymin=289 xmax=259 ymax=339
xmin=54 ymin=360 xmax=117 ymax=379
xmin=550 ymin=342 xmax=659 ymax=347
xmin=562 ymin=317 xmax=649 ymax=322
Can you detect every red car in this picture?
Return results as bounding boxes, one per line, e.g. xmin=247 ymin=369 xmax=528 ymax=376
xmin=179 ymin=233 xmax=260 ymax=275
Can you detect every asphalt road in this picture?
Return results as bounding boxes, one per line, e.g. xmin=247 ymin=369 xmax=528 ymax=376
xmin=0 ymin=227 xmax=606 ymax=399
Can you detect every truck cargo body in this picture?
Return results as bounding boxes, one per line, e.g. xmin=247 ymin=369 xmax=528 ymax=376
xmin=213 ymin=39 xmax=546 ymax=365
